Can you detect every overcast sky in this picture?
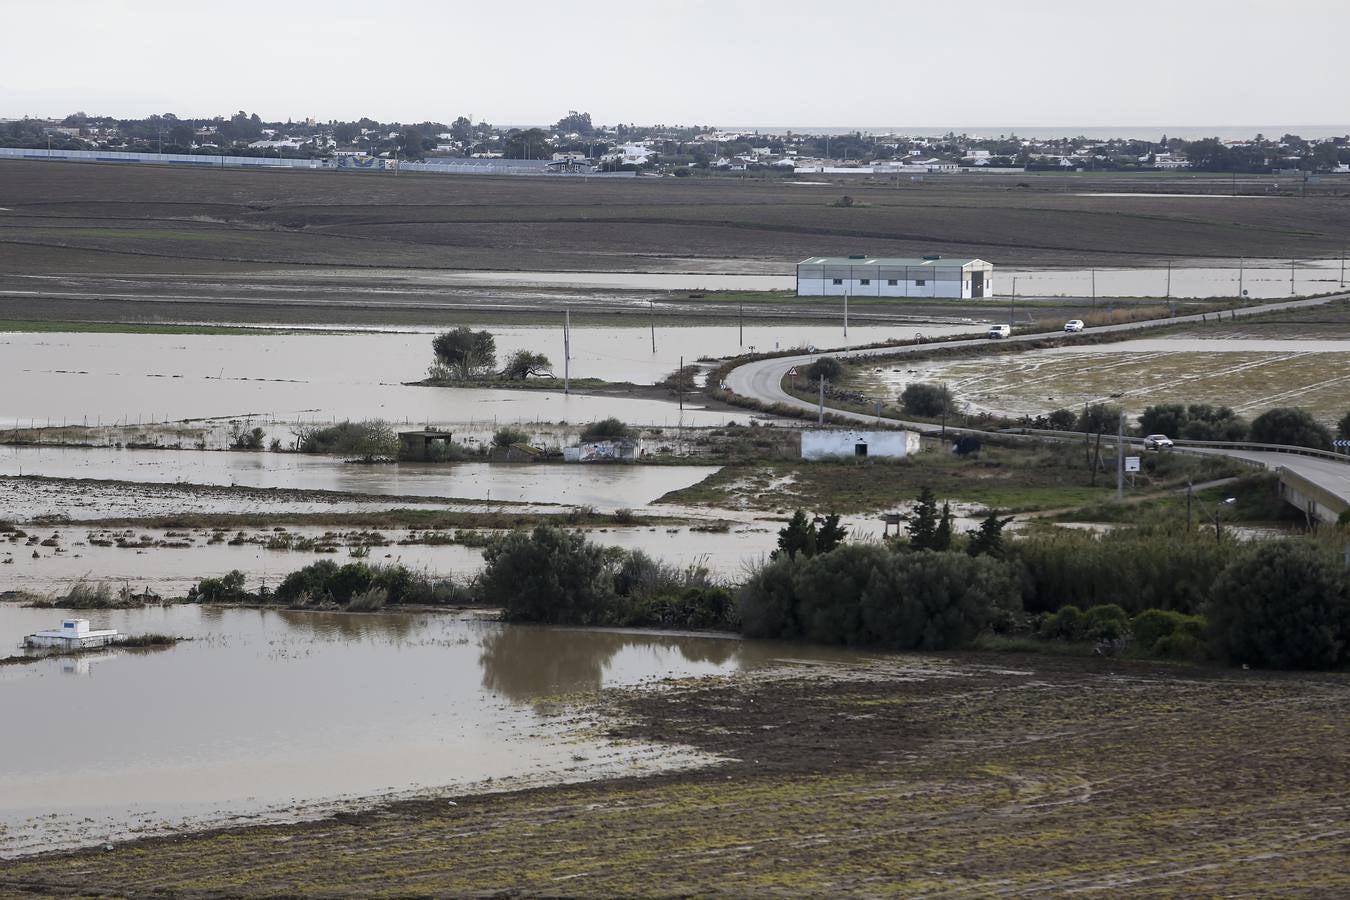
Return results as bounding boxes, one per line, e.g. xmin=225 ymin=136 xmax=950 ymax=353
xmin=5 ymin=0 xmax=1347 ymax=129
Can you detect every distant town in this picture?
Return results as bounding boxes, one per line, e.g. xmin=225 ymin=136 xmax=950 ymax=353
xmin=3 ymin=109 xmax=1349 ymax=175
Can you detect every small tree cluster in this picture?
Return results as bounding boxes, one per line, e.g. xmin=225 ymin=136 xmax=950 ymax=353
xmin=492 ymin=426 xmax=531 ymax=448
xmin=1248 ymin=407 xmax=1334 ymax=450
xmin=1139 ymin=403 xmax=1248 ymax=441
xmin=297 ymin=420 xmax=397 ymax=462
xmin=899 ymin=382 xmax=955 ymax=418
xmin=738 ymin=543 xmax=1022 ymax=649
xmin=771 ymin=510 xmax=847 ymax=560
xmin=905 ymin=487 xmax=955 ymax=551
xmin=803 ymin=357 xmax=843 ymax=385
xmin=431 ymin=327 xmax=497 ymax=380
xmin=579 ymin=418 xmax=634 ymax=442
xmin=1207 ymin=540 xmax=1350 ymax=669
xmin=501 ymin=350 xmax=552 ymax=380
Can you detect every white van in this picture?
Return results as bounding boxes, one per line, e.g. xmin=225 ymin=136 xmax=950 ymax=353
xmin=987 ymin=324 xmax=1011 ymax=339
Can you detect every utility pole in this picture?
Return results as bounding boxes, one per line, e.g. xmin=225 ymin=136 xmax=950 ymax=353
xmin=738 ymin=301 xmax=743 ymax=348
xmin=1238 ymin=256 xmax=1245 ymax=297
xmin=1091 ymin=268 xmax=1096 ymax=304
xmin=649 ymin=301 xmax=656 ymax=353
xmin=818 ymin=377 xmax=825 ymax=425
xmin=678 ymin=355 xmax=684 ymax=411
xmin=563 ymin=307 xmax=571 ymax=395
xmin=1009 ymin=276 xmax=1017 ymax=326
xmin=843 ymin=287 xmax=849 ymax=339
xmin=1341 ymin=248 xmax=1346 ymax=288
xmin=1291 ymin=257 xmax=1296 ymax=295
xmin=1165 ymin=259 xmax=1172 ymax=299
xmin=1116 ymin=411 xmax=1125 ymax=502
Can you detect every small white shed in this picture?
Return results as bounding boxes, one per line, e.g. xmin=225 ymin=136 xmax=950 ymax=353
xmin=24 ymin=618 xmax=121 ymax=650
xmin=801 ymin=429 xmax=921 ymax=460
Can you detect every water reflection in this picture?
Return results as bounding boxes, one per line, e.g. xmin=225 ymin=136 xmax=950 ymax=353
xmin=479 ymin=625 xmax=738 ymax=701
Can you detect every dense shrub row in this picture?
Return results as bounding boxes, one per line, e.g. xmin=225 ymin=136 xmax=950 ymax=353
xmin=185 ymin=516 xmax=1350 ymax=670
xmin=187 ymin=562 xmax=467 ymax=610
xmin=480 ymin=526 xmax=730 ymax=629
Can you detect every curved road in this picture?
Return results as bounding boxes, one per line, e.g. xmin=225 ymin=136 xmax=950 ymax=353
xmin=724 ymin=293 xmax=1350 ymax=515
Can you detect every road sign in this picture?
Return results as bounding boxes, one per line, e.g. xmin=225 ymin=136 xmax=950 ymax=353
xmin=787 ymin=367 xmax=799 ymax=376
xmin=1125 ymin=456 xmax=1141 ymax=473
xmin=1335 ymin=439 xmax=1350 ymax=448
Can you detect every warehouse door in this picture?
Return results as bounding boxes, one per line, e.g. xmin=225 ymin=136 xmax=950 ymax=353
xmin=970 ymin=270 xmax=985 ymax=297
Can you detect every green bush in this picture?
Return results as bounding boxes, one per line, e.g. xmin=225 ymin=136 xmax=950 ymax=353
xmin=1041 ymin=605 xmax=1085 ymax=640
xmin=1131 ymin=608 xmax=1205 ymax=655
xmin=1082 ymin=603 xmax=1129 ymax=641
xmin=1152 ymin=631 xmax=1206 ymax=661
xmin=481 ymin=526 xmax=618 ymax=624
xmin=297 ymin=420 xmax=397 ymax=460
xmin=187 ymin=570 xmax=248 ymax=603
xmin=1207 ymin=540 xmax=1350 ymax=669
xmin=275 ymin=560 xmax=340 ymax=604
xmin=327 ymin=563 xmax=375 ymax=605
xmin=579 ymin=418 xmax=634 ymax=442
xmin=899 ymin=382 xmax=954 ymax=417
xmin=738 ymin=545 xmax=1022 ymax=650
xmin=1248 ymin=407 xmax=1333 ymax=450
xmin=492 ymin=427 xmax=530 ymax=448
xmin=267 ymin=561 xmax=460 ymax=608
xmin=804 ymin=357 xmax=843 ymax=384
xmin=1011 ymin=526 xmax=1241 ymax=615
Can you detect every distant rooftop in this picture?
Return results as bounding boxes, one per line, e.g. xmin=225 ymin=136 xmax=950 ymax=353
xmin=798 ymin=256 xmax=989 ymax=267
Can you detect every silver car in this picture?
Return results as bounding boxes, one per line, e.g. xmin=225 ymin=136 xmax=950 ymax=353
xmin=1143 ymin=434 xmax=1174 ymax=450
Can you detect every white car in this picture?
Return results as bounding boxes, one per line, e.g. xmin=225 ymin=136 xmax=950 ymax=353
xmin=1143 ymin=434 xmax=1174 ymax=450
xmin=987 ymin=324 xmax=1011 ymax=339
xmin=1064 ymin=319 xmax=1085 ymax=333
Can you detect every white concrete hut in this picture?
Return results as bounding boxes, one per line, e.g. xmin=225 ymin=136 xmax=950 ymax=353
xmin=801 ymin=429 xmax=921 ymax=460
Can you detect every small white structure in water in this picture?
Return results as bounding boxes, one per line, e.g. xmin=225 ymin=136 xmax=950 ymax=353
xmin=801 ymin=429 xmax=921 ymax=460
xmin=24 ymin=618 xmax=120 ymax=650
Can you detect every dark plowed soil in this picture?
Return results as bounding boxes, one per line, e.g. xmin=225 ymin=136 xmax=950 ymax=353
xmin=3 ymin=652 xmax=1346 ymax=896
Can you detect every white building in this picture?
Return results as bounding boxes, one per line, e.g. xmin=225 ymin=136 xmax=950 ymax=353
xmin=24 ymin=619 xmax=120 ymax=650
xmin=801 ymin=429 xmax=921 ymax=460
xmin=797 ymin=256 xmax=994 ymax=299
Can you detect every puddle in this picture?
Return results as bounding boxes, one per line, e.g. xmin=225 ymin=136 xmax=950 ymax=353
xmin=0 ymin=605 xmax=873 ymax=856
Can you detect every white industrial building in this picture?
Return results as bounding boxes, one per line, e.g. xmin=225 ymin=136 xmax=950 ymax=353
xmin=801 ymin=429 xmax=921 ymax=460
xmin=797 ymin=256 xmax=994 ymax=299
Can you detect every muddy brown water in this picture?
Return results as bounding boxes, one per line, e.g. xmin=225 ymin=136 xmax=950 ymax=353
xmin=0 ymin=446 xmax=720 ymax=511
xmin=0 ymin=605 xmax=872 ymax=857
xmin=0 ymin=325 xmax=970 ymax=428
xmin=2 ymin=523 xmax=782 ymax=596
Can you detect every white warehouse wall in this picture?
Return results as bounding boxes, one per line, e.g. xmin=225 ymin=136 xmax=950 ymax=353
xmin=801 ymin=430 xmax=921 ymax=460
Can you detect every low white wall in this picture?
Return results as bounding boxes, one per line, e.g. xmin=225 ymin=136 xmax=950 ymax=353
xmin=801 ymin=430 xmax=920 ymax=460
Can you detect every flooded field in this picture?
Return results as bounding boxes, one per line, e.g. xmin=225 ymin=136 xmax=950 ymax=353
xmin=415 ymin=258 xmax=1349 ymax=299
xmin=849 ymin=337 xmax=1350 ymax=423
xmin=0 ymin=323 xmax=978 ymax=431
xmin=0 ymin=604 xmax=868 ymax=857
xmin=0 ymin=446 xmax=720 ymax=511
xmin=2 ymin=522 xmax=782 ymax=596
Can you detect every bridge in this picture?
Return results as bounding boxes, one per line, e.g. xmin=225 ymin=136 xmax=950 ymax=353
xmin=723 ymin=294 xmax=1350 ymax=524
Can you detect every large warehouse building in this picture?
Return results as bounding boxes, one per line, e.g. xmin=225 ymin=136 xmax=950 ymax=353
xmin=796 ymin=256 xmax=994 ymax=298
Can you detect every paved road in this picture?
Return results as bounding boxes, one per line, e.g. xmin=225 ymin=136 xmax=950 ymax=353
xmin=724 ymin=292 xmax=1350 ymax=513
